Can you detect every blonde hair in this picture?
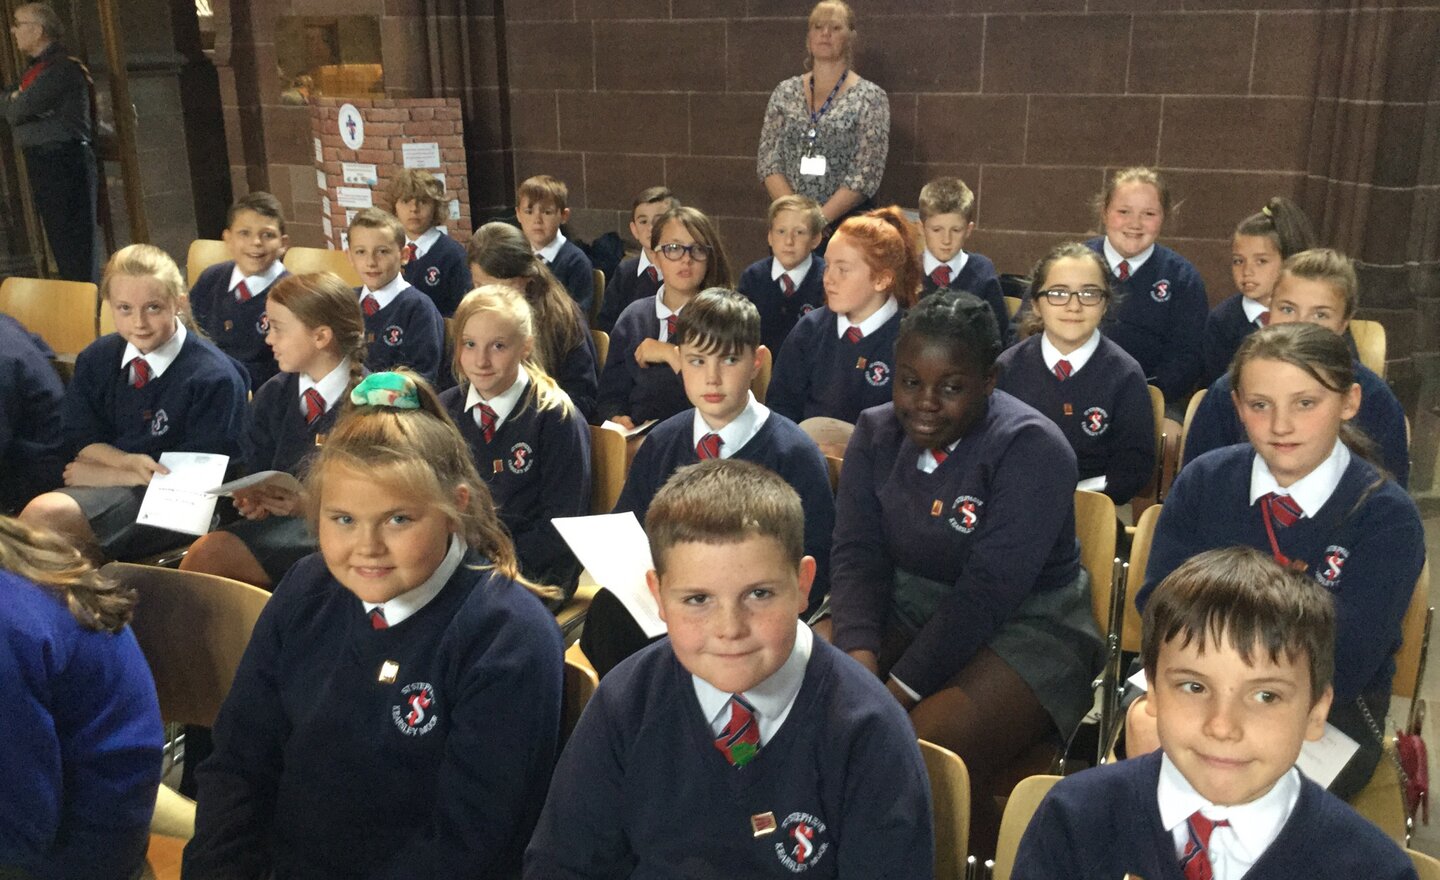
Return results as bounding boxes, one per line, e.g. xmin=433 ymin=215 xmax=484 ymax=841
xmin=267 ymin=272 xmax=367 ymax=393
xmin=465 ymin=221 xmax=585 ymax=376
xmin=768 ymin=195 xmax=825 ymax=235
xmin=304 ymin=370 xmax=559 ymax=602
xmin=517 ymin=174 xmax=569 ymax=212
xmin=804 ymin=0 xmax=857 ymax=69
xmin=348 ymin=208 xmax=406 ymax=248
xmin=0 ymin=516 xmax=135 ymax=633
xmin=918 ymin=176 xmax=977 ymax=223
xmin=449 ymin=285 xmax=574 ymax=417
xmin=101 ymin=243 xmax=199 ymax=333
xmin=1281 ymin=248 xmax=1358 ymax=321
xmin=1091 ymin=166 xmax=1174 ymax=228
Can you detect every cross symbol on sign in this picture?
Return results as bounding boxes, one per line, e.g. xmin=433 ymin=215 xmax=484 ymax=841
xmin=345 ymin=114 xmax=357 ymax=138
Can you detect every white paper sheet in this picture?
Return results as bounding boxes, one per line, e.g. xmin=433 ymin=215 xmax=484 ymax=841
xmin=135 ymin=452 xmax=230 ymax=536
xmin=1076 ymin=475 xmax=1108 ymax=492
xmin=402 ymin=142 xmax=442 ymax=169
xmin=552 ymin=513 xmax=665 ymax=637
xmin=207 ymin=470 xmax=304 ymax=497
xmin=600 ymin=419 xmax=658 ymax=439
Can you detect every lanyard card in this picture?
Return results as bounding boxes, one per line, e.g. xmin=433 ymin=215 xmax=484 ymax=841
xmin=799 ymin=155 xmax=827 ymax=177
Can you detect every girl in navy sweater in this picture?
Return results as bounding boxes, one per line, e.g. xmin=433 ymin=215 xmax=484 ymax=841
xmin=598 ymin=205 xmax=735 ymax=428
xmin=184 ymin=371 xmax=565 ymax=880
xmin=1129 ymin=323 xmax=1424 ymax=799
xmin=996 ymin=242 xmax=1155 ymax=506
xmin=1084 ymin=167 xmax=1208 ymax=424
xmin=21 ymin=244 xmax=247 ymax=563
xmin=768 ymin=204 xmax=921 ymax=423
xmin=1201 ymin=196 xmax=1316 ymax=386
xmin=439 ymin=285 xmax=590 ymax=600
xmin=826 ymin=290 xmax=1102 ymax=856
xmin=179 ymin=271 xmax=367 ymax=589
xmin=467 ymin=221 xmax=599 ymax=422
xmin=0 ymin=515 xmax=162 ymax=880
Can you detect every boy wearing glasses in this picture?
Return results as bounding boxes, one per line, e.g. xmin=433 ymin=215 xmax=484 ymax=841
xmin=917 ymin=177 xmax=1010 ymax=343
xmin=995 ymin=242 xmax=1155 ymax=505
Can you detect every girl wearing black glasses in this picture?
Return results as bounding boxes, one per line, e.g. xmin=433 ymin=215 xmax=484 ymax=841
xmin=996 ymin=242 xmax=1156 ymax=505
xmin=597 ymin=206 xmax=734 ymax=430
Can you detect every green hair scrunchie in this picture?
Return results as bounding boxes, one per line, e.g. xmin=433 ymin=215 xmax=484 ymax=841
xmin=350 ymin=372 xmax=420 ymax=409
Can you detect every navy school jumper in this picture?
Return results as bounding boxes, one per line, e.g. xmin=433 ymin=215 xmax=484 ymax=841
xmin=767 ymin=305 xmax=902 ymax=425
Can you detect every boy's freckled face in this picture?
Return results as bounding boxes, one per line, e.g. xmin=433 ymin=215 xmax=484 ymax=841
xmin=224 ymin=209 xmax=288 ymax=278
xmin=1146 ymin=633 xmax=1331 ymax=807
xmin=767 ymin=210 xmax=822 ymax=271
xmin=647 ymin=536 xmax=814 ymax=695
xmin=922 ymin=212 xmax=973 ymax=265
xmin=517 ymin=198 xmax=567 ymax=250
xmin=680 ymin=343 xmax=760 ymax=429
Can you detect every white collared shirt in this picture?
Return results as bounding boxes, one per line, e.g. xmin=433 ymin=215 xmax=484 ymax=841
xmin=694 ymin=621 xmax=813 ymax=745
xmin=228 ymin=260 xmax=286 ymax=300
xmin=654 ymin=290 xmax=683 ymax=342
xmin=298 ymin=357 xmax=351 ymax=416
xmin=361 ymin=533 xmax=465 ymax=627
xmin=691 ymin=393 xmax=769 ymax=457
xmin=1103 ymin=238 xmax=1155 ymax=276
xmin=1041 ymin=329 xmax=1102 ymax=375
xmin=771 ymin=254 xmax=814 ymax=290
xmin=835 ymin=296 xmax=898 ymax=339
xmin=637 ymin=250 xmax=661 ymax=281
xmin=121 ymin=321 xmax=187 ymax=380
xmin=1242 ymin=296 xmax=1270 ymax=327
xmin=535 ymin=228 xmax=567 ymax=264
xmin=465 ymin=370 xmax=531 ymax=433
xmin=1248 ymin=439 xmax=1350 ymax=519
xmin=1158 ymin=753 xmax=1299 ymax=880
xmin=361 ymin=272 xmax=409 ymax=311
xmin=916 ymin=438 xmax=960 ymax=474
xmin=407 ymin=227 xmax=443 ymax=260
xmin=922 ymin=249 xmax=970 ymax=280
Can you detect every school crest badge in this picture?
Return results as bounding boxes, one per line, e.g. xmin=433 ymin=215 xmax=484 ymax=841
xmin=507 ymin=442 xmax=535 ymax=475
xmin=1317 ymin=545 xmax=1349 ymax=588
xmin=149 ymin=408 xmax=170 ymax=437
xmin=1150 ymin=279 xmax=1172 ymax=303
xmin=425 ymin=267 xmax=440 ymax=287
xmin=800 ymin=303 xmax=815 ymax=316
xmin=383 ymin=325 xmax=404 ymax=347
xmin=774 ymin=812 xmax=829 ymax=873
xmin=864 ymin=360 xmax=891 ymax=387
xmin=392 ymin=681 xmax=439 ymax=736
xmin=1081 ymin=406 xmax=1110 ymax=436
xmin=948 ymin=494 xmax=983 ymax=534
xmin=255 ymin=311 xmax=270 ymax=334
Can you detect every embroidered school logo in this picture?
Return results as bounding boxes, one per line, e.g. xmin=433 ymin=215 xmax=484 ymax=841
xmin=864 ymin=360 xmax=891 ymax=387
xmin=1150 ymin=279 xmax=1172 ymax=303
xmin=149 ymin=409 xmax=170 ymax=437
xmin=773 ymin=812 xmax=829 ymax=873
xmin=1317 ymin=545 xmax=1350 ymax=588
xmin=507 ymin=442 xmax=534 ymax=475
xmin=383 ymin=325 xmax=404 ymax=347
xmin=255 ymin=311 xmax=270 ymax=335
xmin=947 ymin=495 xmax=983 ymax=534
xmin=1081 ymin=406 xmax=1110 ymax=437
xmin=424 ymin=266 xmax=440 ymax=287
xmin=800 ymin=303 xmax=815 ymax=315
xmin=391 ymin=682 xmax=439 ymax=736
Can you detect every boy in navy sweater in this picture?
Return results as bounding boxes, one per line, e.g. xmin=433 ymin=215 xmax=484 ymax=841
xmin=527 ymin=459 xmax=933 ymax=878
xmin=1013 ymin=546 xmax=1416 ymax=880
xmin=348 ymin=207 xmax=446 ymax=384
xmin=188 ymin=191 xmax=289 ymax=390
xmin=582 ymin=289 xmax=836 ymax=677
xmin=739 ymin=195 xmax=827 ymax=355
xmin=517 ymin=174 xmax=594 ymax=316
xmin=917 ymin=176 xmax=1010 ymax=343
xmin=391 ymin=169 xmax=469 ymax=317
xmin=596 ymin=186 xmax=678 ymax=333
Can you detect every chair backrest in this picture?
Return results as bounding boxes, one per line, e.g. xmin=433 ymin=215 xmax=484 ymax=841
xmin=1074 ymin=490 xmax=1117 ymax=633
xmin=1177 ymin=388 xmax=1207 ymax=469
xmin=589 ymin=424 xmax=627 ymax=514
xmin=1350 ymin=319 xmax=1387 ymax=377
xmin=1392 ymin=558 xmax=1432 ymax=701
xmin=590 ymin=268 xmax=606 ymax=325
xmin=918 ymin=739 xmax=970 ymax=880
xmin=1146 ymin=384 xmax=1165 ymax=489
xmin=797 ymin=416 xmax=855 ymax=461
xmin=1410 ymin=848 xmax=1440 ymax=880
xmin=101 ymin=563 xmax=271 ymax=727
xmin=562 ymin=655 xmax=599 ymax=746
xmin=0 ymin=276 xmax=101 ymax=354
xmin=1004 ymin=295 xmax=1022 ymax=317
xmin=991 ymin=774 xmax=1062 ymax=880
xmin=283 ymin=245 xmax=362 ymax=287
xmin=824 ymin=455 xmax=843 ymax=493
xmin=752 ymin=344 xmax=773 ymax=403
xmin=1121 ymin=502 xmax=1164 ymax=654
xmin=186 ymin=239 xmax=231 ymax=288
xmin=590 ymin=328 xmax=610 ymax=367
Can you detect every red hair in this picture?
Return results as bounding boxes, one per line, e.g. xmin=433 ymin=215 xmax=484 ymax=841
xmin=832 ymin=205 xmax=921 ymax=308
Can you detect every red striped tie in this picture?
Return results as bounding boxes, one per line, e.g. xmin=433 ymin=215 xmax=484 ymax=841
xmin=645 ymin=265 xmax=659 ymax=285
xmin=930 ymin=265 xmax=951 ymax=287
xmin=369 ymin=607 xmax=388 ymax=630
xmin=931 ymin=447 xmax=948 ymax=465
xmin=1117 ymin=260 xmax=1131 ymax=282
xmin=714 ymin=695 xmax=760 ymax=767
xmin=1263 ymin=492 xmax=1303 ymax=528
xmin=1179 ymin=812 xmax=1228 ymax=880
xmin=362 ymin=295 xmax=380 ymax=317
xmin=235 ymin=280 xmax=253 ymax=302
xmin=303 ymin=388 xmax=325 ymax=425
xmin=1053 ymin=359 xmax=1072 ymax=381
xmin=665 ymin=314 xmax=678 ymax=339
xmin=403 ymin=242 xmax=418 ymax=263
xmin=696 ymin=433 xmax=722 ymax=460
xmin=129 ymin=357 xmax=151 ymax=389
xmin=781 ymin=275 xmax=796 ymax=298
xmin=477 ymin=404 xmax=498 ymax=443
xmin=843 ymin=325 xmax=863 ymax=344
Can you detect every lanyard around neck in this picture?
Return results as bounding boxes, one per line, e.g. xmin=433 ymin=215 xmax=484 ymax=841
xmin=806 ymin=69 xmax=849 ymax=140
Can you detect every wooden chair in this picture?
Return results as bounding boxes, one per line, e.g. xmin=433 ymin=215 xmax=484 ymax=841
xmin=283 ymin=245 xmax=362 ymax=287
xmin=1075 ymin=490 xmax=1123 ymax=765
xmin=824 ymin=455 xmax=843 ymax=493
xmin=590 ymin=268 xmax=606 ymax=326
xmin=1129 ymin=385 xmax=1168 ymax=521
xmin=1177 ymin=388 xmax=1207 ymax=471
xmin=100 ymin=563 xmax=271 ymax=845
xmin=990 ymin=774 xmax=1062 ymax=880
xmin=1120 ymin=503 xmax=1164 ymax=656
xmin=1004 ymin=295 xmax=1022 ymax=318
xmin=591 ymin=328 xmax=610 ymax=367
xmin=1350 ymin=558 xmax=1432 ymax=846
xmin=798 ymin=416 xmax=855 ymax=461
xmin=1409 ymin=848 xmax=1440 ymax=880
xmin=751 ymin=344 xmax=773 ymax=404
xmin=1350 ymin=319 xmax=1387 ymax=377
xmin=589 ymin=424 xmax=627 ymax=515
xmin=561 ymin=653 xmax=599 ymax=746
xmin=919 ymin=739 xmax=971 ymax=880
xmin=185 ymin=239 xmax=231 ymax=288
xmin=0 ymin=276 xmax=101 ymax=355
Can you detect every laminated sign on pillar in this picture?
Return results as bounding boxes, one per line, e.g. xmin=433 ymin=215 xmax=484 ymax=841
xmin=339 ymin=103 xmax=365 ymax=151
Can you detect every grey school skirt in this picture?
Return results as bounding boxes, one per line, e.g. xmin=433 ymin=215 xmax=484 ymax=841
xmin=892 ymin=567 xmax=1105 ymax=736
